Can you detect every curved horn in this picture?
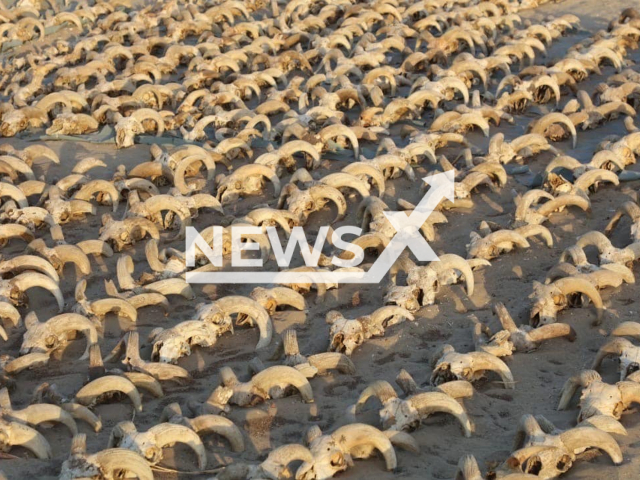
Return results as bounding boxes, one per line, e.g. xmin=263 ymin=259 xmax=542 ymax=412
xmin=558 ymin=370 xmax=601 ymax=410
xmin=618 ymin=380 xmax=640 ymax=409
xmin=47 ymin=313 xmax=98 ymax=357
xmin=61 ymin=403 xmax=102 ymax=432
xmin=0 ymin=224 xmax=34 ymax=244
xmin=612 ymin=321 xmax=640 ymax=339
xmin=579 ymin=415 xmax=627 ymax=436
xmin=605 ymin=201 xmax=640 ymax=237
xmin=455 ymin=454 xmax=482 ymax=480
xmin=74 ymin=180 xmax=120 ymax=212
xmin=142 ymin=278 xmax=194 ymax=299
xmin=131 ymin=109 xmax=165 ymax=136
xmin=116 ymin=255 xmax=137 ymax=291
xmin=264 ymin=287 xmax=306 ymax=311
xmin=469 ymin=352 xmax=515 ymax=388
xmin=92 ymin=448 xmax=154 ymax=480
xmin=309 ymin=185 xmax=347 ymax=223
xmin=370 ymin=306 xmax=415 ymax=325
xmin=559 ymin=427 xmax=623 ymax=464
xmin=0 ymin=301 xmax=20 ymax=327
xmin=307 ymin=352 xmax=356 ymax=374
xmin=3 ymin=422 xmax=51 ymax=459
xmin=214 ymin=296 xmax=273 ymax=350
xmin=515 ymin=189 xmax=554 ymax=221
xmin=122 ymin=372 xmax=163 ymax=398
xmin=526 ymin=323 xmax=576 ymax=344
xmin=189 ymin=415 xmax=244 ymax=452
xmin=129 ymin=162 xmax=167 ymax=180
xmin=545 ymin=155 xmax=582 ymax=173
xmin=485 ymin=230 xmax=530 ymax=250
xmin=354 ymin=380 xmax=398 ymax=413
xmin=591 ymin=338 xmax=633 ymax=370
xmin=0 ymin=183 xmax=28 ymax=208
xmin=554 ymin=276 xmax=604 ymax=320
xmin=75 ymin=376 xmax=142 ymax=412
xmin=536 ymin=194 xmax=590 ymax=218
xmin=53 ymin=245 xmax=91 ymax=276
xmin=278 ymin=140 xmax=321 ymax=169
xmin=148 ymin=423 xmax=206 ymax=469
xmin=22 ymin=145 xmax=59 ymax=165
xmin=3 ymin=395 xmax=77 ymax=435
xmin=431 ymin=254 xmax=475 ymax=295
xmin=0 ymin=255 xmax=58 ymax=282
xmin=250 ymin=366 xmax=313 ymax=402
xmin=530 ymin=112 xmax=577 ymax=148
xmin=319 ymin=124 xmax=360 ymax=159
xmin=263 ymin=443 xmax=313 ymax=473
xmin=321 ymin=172 xmax=371 ymax=198
xmin=573 ymin=169 xmax=619 ymax=192
xmin=89 ymin=298 xmax=138 ymax=322
xmin=493 ymin=302 xmax=518 ymax=332
xmin=228 ymin=164 xmax=281 ymax=197
xmin=409 ymin=391 xmax=473 ymax=437
xmin=331 ymin=424 xmax=396 ymax=470
xmin=4 ymin=352 xmax=49 ymax=374
xmin=342 ymin=163 xmax=386 ymax=195
xmin=435 ymin=380 xmax=474 ymax=399
xmin=383 ymin=430 xmax=419 ymax=453
xmin=78 ymin=240 xmax=113 ymax=257
xmin=72 ymin=157 xmax=106 ymax=174
xmin=515 ymin=224 xmax=553 ymax=247
xmin=11 ymin=272 xmax=63 ymax=312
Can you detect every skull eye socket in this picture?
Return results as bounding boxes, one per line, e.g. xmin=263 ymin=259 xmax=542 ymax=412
xmin=613 ymin=402 xmax=625 ymax=417
xmin=556 ymin=455 xmax=571 ymax=472
xmin=523 ymin=456 xmax=542 ymax=475
xmin=530 ymin=310 xmax=541 ymax=327
xmin=44 ymin=335 xmax=57 ymax=348
xmin=265 ymin=299 xmax=277 ymax=312
xmin=330 ymin=452 xmax=343 ymax=467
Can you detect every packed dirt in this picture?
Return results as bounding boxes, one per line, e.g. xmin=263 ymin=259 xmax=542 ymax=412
xmin=2 ymin=0 xmax=640 ymax=479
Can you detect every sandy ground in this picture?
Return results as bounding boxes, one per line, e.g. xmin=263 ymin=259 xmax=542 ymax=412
xmin=3 ymin=0 xmax=640 ymax=479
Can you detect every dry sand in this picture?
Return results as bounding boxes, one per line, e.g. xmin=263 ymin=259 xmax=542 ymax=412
xmin=3 ymin=0 xmax=640 ymax=478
